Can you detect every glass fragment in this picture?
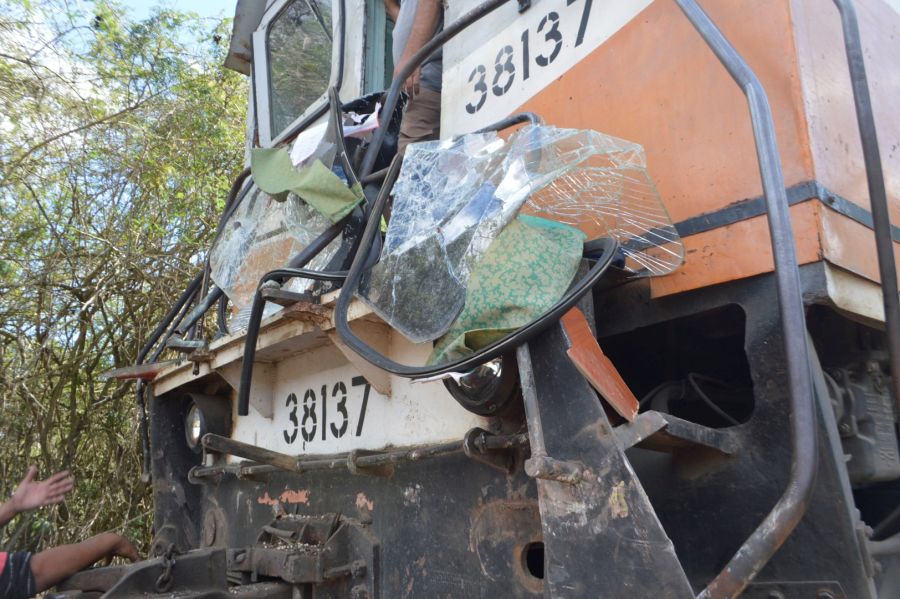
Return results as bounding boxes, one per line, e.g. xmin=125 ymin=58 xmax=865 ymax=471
xmin=359 ymin=125 xmax=683 ymax=346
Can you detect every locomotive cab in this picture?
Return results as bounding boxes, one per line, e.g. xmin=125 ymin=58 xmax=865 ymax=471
xmin=58 ymin=0 xmax=900 ymax=597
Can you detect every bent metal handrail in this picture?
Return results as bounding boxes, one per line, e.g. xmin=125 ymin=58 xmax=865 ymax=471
xmin=673 ymin=1 xmax=818 ymax=598
xmin=830 ymin=0 xmax=900 ymax=410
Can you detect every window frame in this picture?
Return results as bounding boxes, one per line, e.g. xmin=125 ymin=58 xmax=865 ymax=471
xmin=363 ymin=0 xmax=391 ymax=94
xmin=252 ymin=0 xmax=346 ymax=147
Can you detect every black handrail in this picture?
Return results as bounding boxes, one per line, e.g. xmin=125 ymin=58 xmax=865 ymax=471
xmin=831 ymin=0 xmax=900 ymax=410
xmin=674 ymin=1 xmax=818 ymax=597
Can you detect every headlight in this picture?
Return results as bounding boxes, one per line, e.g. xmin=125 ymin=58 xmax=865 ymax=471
xmin=184 ymin=394 xmax=232 ymax=453
xmin=185 ymin=403 xmax=205 ymax=452
xmin=443 ymin=354 xmax=518 ymax=416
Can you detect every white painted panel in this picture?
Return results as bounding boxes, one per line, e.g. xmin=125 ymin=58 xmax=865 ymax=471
xmin=229 ymin=332 xmax=487 ymax=457
xmin=442 ymin=0 xmax=652 ymax=136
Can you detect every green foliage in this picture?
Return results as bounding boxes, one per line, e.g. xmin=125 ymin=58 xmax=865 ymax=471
xmin=0 ymin=0 xmax=247 ymax=553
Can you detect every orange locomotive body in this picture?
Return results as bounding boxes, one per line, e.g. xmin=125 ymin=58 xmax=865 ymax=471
xmin=510 ymin=0 xmax=900 ymax=304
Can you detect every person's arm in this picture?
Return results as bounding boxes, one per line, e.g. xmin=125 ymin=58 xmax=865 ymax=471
xmin=0 ymin=500 xmax=16 ymax=528
xmin=0 ymin=467 xmax=74 ymax=527
xmin=393 ymin=0 xmax=442 ymax=97
xmin=31 ymin=533 xmax=139 ymax=592
xmin=383 ymin=0 xmax=400 ymax=22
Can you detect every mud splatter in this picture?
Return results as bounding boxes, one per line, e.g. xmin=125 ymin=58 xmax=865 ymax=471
xmin=402 ymin=484 xmax=421 ymax=507
xmin=257 ymin=489 xmax=310 ymax=506
xmin=356 ymin=492 xmax=375 ymax=512
xmin=608 ymin=481 xmax=629 ymax=518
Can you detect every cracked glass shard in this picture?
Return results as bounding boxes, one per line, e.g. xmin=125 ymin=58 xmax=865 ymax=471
xmin=358 ymin=132 xmax=517 ymax=344
xmin=517 ymin=127 xmax=683 ymax=277
xmin=359 ymin=124 xmax=683 ymax=345
xmin=209 ymin=187 xmax=340 ymax=331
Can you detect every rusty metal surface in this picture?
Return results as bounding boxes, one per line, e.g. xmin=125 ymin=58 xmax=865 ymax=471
xmin=614 ymin=411 xmax=739 ymax=455
xmin=199 ymin=430 xmax=529 ymax=479
xmin=597 ymin=265 xmax=875 ymax=597
xmin=518 ymin=325 xmax=695 ymax=597
xmin=560 ymin=308 xmax=639 ymax=421
xmin=57 ymin=565 xmax=130 ymax=593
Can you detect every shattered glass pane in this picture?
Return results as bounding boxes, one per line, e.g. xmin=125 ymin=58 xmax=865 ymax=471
xmin=210 ymin=187 xmax=340 ymax=331
xmin=359 ymin=132 xmax=527 ymax=344
xmin=517 ymin=127 xmax=683 ymax=277
xmin=358 ymin=124 xmax=683 ymax=345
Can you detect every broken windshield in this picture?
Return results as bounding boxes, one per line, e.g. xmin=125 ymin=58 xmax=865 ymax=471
xmin=358 ymin=124 xmax=683 ymax=356
xmin=266 ymin=0 xmax=334 ymax=137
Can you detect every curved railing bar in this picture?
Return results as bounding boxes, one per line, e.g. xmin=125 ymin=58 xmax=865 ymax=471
xmin=673 ymin=1 xmax=818 ymax=597
xmin=831 ymin=0 xmax=900 ymax=408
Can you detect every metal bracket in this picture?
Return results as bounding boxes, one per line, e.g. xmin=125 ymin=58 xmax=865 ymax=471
xmin=165 ymin=337 xmax=208 ymax=353
xmin=515 ymin=337 xmax=694 ymax=596
xmin=230 ymin=517 xmax=379 ymax=597
xmin=614 ymin=410 xmax=739 ymax=455
xmin=462 ymin=428 xmax=523 ymax=473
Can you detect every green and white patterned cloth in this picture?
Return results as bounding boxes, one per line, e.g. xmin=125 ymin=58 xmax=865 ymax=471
xmin=428 ymin=214 xmax=585 ymax=365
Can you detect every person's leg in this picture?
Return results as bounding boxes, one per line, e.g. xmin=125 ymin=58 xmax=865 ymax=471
xmin=397 ymin=87 xmax=441 ymax=156
xmin=30 ymin=533 xmax=138 ymax=593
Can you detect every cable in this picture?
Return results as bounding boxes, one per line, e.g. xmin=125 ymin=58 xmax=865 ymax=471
xmin=686 ymin=372 xmax=741 ymax=426
xmin=638 ymin=380 xmax=685 ymax=408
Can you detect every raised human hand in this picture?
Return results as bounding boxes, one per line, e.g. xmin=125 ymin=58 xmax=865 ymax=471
xmin=11 ymin=466 xmax=75 ymax=513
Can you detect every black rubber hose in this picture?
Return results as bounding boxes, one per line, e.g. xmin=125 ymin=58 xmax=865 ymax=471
xmin=150 ymin=286 xmax=200 ymax=363
xmin=177 ymin=287 xmax=223 ymax=335
xmin=137 ymin=272 xmax=203 ymax=364
xmin=216 ymin=291 xmax=230 ymax=336
xmin=333 ymin=157 xmax=619 ymax=378
xmin=236 ymin=218 xmax=349 ymax=416
xmin=216 ymin=167 xmax=252 ymax=235
xmin=135 ymin=273 xmax=202 ymax=480
xmin=473 ymin=112 xmax=540 ymax=134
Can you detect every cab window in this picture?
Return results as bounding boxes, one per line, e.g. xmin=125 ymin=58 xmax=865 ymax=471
xmin=256 ymin=0 xmax=335 ymax=143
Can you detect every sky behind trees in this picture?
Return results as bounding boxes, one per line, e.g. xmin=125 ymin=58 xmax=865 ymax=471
xmin=125 ymin=0 xmax=233 ymax=21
